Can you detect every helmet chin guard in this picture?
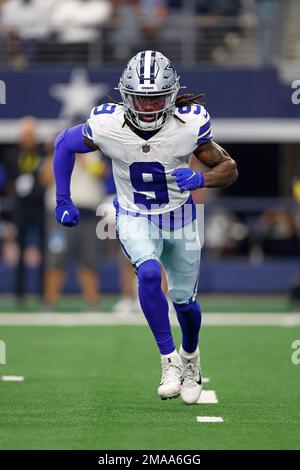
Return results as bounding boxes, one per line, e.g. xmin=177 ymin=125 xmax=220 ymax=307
xmin=118 ymin=50 xmax=181 ymax=131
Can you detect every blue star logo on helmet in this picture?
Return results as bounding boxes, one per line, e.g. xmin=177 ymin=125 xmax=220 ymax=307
xmin=165 ymin=62 xmax=175 ymax=72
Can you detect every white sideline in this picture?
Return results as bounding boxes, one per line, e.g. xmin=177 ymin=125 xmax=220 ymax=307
xmin=0 ymin=312 xmax=299 ymax=326
xmin=197 ymin=390 xmax=218 ymax=404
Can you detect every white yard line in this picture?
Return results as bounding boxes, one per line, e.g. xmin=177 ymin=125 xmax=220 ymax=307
xmin=196 ymin=416 xmax=224 ymax=423
xmin=1 ymin=376 xmax=24 ymax=382
xmin=196 ymin=387 xmax=220 ymax=424
xmin=0 ymin=312 xmax=299 ymax=326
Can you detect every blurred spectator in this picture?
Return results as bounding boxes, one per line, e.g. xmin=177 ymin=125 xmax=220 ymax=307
xmin=293 ymin=179 xmax=300 ymax=200
xmin=0 ymin=0 xmax=55 ymax=67
xmin=194 ymin=0 xmax=246 ymax=63
xmin=0 ymin=141 xmax=19 ymax=280
xmin=41 ymin=141 xmax=107 ymax=310
xmin=293 ymin=178 xmax=300 ymax=235
xmin=167 ymin=0 xmax=183 ymax=9
xmin=51 ymin=0 xmax=112 ymax=63
xmin=0 ymin=0 xmax=286 ymax=67
xmin=256 ymin=0 xmax=280 ymax=65
xmin=0 ymin=147 xmax=17 ymax=197
xmin=0 ymin=221 xmax=19 ymax=268
xmin=0 ymin=0 xmax=8 ymax=65
xmin=6 ymin=117 xmax=47 ymax=303
xmin=195 ymin=0 xmax=242 ymax=16
xmin=110 ymin=0 xmax=167 ymax=61
xmin=110 ymin=0 xmax=142 ymax=61
xmin=260 ymin=208 xmax=300 ymax=257
xmin=139 ymin=0 xmax=168 ymax=48
xmin=289 ymin=179 xmax=300 ymax=305
xmin=205 ymin=206 xmax=248 ymax=257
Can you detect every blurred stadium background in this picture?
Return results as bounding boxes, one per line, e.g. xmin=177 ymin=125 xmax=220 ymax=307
xmin=0 ymin=0 xmax=300 ymax=312
xmin=1 ymin=0 xmax=300 ymax=452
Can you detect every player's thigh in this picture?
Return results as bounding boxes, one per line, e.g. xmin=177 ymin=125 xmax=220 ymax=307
xmin=116 ymin=213 xmax=163 ymax=269
xmin=160 ymin=220 xmax=201 ymax=304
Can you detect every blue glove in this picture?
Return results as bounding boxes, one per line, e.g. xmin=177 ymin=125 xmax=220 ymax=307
xmin=55 ymin=195 xmax=80 ymax=227
xmin=172 ymin=168 xmax=205 ymax=192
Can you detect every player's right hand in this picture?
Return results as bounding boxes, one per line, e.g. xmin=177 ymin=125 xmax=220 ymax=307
xmin=55 ymin=196 xmax=80 ymax=227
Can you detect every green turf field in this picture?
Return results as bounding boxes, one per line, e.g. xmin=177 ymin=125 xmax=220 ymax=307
xmin=0 ymin=293 xmax=297 ymax=313
xmin=1 ymin=323 xmax=300 ymax=449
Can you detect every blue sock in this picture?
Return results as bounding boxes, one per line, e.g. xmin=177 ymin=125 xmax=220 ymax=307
xmin=173 ymin=300 xmax=202 ymax=353
xmin=137 ymin=260 xmax=176 ymax=355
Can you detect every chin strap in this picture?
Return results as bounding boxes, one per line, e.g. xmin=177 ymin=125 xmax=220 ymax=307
xmin=128 ymin=109 xmax=167 ymax=131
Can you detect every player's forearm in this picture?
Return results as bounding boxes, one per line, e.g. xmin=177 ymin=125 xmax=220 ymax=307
xmin=203 ymin=159 xmax=238 ymax=189
xmin=53 ymin=131 xmax=76 ymax=197
xmin=53 ymin=124 xmax=91 ymax=197
xmin=194 ymin=141 xmax=238 ymax=189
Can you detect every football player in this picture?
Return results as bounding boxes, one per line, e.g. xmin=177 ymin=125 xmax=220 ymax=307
xmin=53 ymin=51 xmax=238 ymax=404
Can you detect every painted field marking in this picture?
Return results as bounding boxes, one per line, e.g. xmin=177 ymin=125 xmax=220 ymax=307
xmin=196 ymin=386 xmax=222 ymax=423
xmin=1 ymin=375 xmax=24 ymax=382
xmin=0 ymin=313 xmax=299 ymax=326
xmin=196 ymin=416 xmax=224 ymax=423
xmin=197 ymin=389 xmax=218 ymax=404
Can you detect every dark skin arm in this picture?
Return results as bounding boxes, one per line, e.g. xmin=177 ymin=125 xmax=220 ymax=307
xmin=193 ymin=140 xmax=238 ymax=188
xmin=83 ymin=136 xmax=99 ymax=151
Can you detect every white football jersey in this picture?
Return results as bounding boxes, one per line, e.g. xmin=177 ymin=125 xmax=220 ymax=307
xmin=84 ymin=103 xmax=212 ymax=215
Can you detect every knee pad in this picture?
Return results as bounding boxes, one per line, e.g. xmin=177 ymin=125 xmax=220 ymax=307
xmin=137 ymin=259 xmax=161 ymax=287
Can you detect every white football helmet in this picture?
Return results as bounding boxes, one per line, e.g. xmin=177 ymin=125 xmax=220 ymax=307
xmin=118 ymin=50 xmax=180 ymax=131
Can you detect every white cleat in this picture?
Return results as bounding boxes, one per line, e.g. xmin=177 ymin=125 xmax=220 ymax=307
xmin=157 ymin=351 xmax=183 ymax=400
xmin=179 ymin=346 xmax=202 ymax=405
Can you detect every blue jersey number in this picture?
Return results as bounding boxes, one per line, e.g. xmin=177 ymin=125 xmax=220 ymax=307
xmin=129 ymin=162 xmax=169 ymax=210
xmin=178 ymin=105 xmax=201 ymax=115
xmin=93 ymin=104 xmax=116 ymax=115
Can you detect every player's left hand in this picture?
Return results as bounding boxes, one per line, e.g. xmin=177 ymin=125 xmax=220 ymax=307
xmin=172 ymin=168 xmax=205 ymax=192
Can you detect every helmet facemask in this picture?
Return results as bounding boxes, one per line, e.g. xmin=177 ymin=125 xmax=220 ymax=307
xmin=118 ymin=51 xmax=180 ymax=131
xmin=119 ymin=86 xmax=179 ymax=131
